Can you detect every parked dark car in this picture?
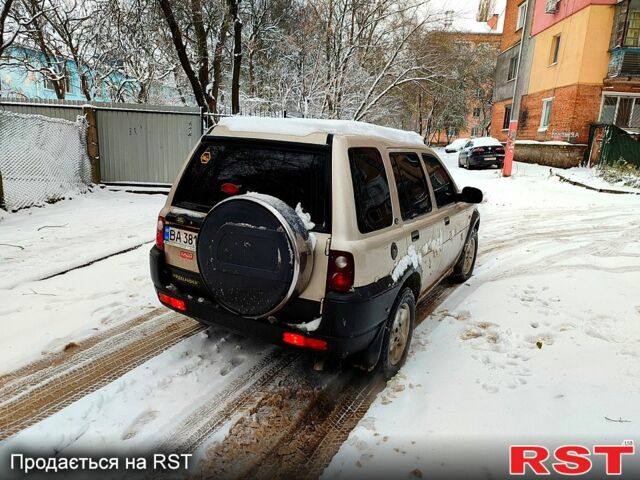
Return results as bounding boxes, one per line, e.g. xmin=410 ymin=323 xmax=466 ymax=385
xmin=458 ymin=138 xmax=505 ymax=169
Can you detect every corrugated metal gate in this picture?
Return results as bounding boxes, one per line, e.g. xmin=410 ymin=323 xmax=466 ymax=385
xmin=96 ymin=105 xmax=200 ymax=183
xmin=0 ymin=98 xmax=202 ymax=183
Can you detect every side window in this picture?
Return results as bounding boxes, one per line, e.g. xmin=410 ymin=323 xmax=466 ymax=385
xmin=348 ymin=147 xmax=393 ymax=233
xmin=389 ymin=152 xmax=432 ymax=220
xmin=422 ymin=154 xmax=457 ymax=208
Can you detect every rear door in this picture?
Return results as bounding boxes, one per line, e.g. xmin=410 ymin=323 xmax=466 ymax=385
xmin=388 ymin=151 xmax=443 ymax=294
xmin=167 ymin=138 xmax=332 ymax=302
xmin=344 ymin=145 xmax=405 ymax=289
xmin=422 ymin=153 xmax=472 ymax=272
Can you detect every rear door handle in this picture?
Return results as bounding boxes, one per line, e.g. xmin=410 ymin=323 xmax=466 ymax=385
xmin=444 ymin=216 xmax=451 ymax=226
xmin=411 ymin=230 xmax=420 ymax=242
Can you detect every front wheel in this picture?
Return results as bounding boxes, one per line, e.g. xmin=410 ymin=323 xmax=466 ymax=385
xmin=379 ymin=288 xmax=415 ymax=379
xmin=451 ymin=228 xmax=478 ymax=283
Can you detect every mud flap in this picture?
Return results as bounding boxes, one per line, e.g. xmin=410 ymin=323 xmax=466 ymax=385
xmin=349 ymin=315 xmax=387 ymax=372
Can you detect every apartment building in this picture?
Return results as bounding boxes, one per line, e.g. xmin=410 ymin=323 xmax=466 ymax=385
xmin=491 ymin=0 xmax=639 ymax=147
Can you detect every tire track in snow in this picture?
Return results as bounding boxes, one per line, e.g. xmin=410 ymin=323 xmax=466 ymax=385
xmin=155 ymin=349 xmax=302 ymax=455
xmin=0 ymin=308 xmax=203 ymax=440
xmin=185 ymin=283 xmax=456 ymax=479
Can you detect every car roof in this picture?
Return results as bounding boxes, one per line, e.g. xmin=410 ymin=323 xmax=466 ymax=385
xmin=208 ymin=116 xmax=426 ymax=149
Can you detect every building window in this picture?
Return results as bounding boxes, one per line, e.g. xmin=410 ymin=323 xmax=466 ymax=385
xmin=507 ymin=54 xmax=519 ymax=81
xmin=473 ymin=108 xmax=481 ymax=118
xmin=625 ymin=0 xmax=640 ymax=47
xmin=549 ymin=35 xmax=561 ymax=65
xmin=503 ymin=105 xmax=512 ymax=130
xmin=43 ymin=74 xmax=71 ymax=94
xmin=612 ymin=0 xmax=640 ymax=47
xmin=539 ymin=98 xmax=554 ymax=131
xmin=599 ymin=94 xmax=640 ymax=129
xmin=516 ymin=2 xmax=527 ymax=31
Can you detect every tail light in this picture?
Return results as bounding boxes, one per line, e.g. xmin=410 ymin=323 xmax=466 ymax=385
xmin=282 ymin=332 xmax=328 ymax=351
xmin=472 ymin=147 xmax=485 ymax=154
xmin=221 ymin=182 xmax=241 ymax=195
xmin=326 ymin=250 xmax=354 ymax=293
xmin=158 ymin=292 xmax=186 ymax=311
xmin=156 ymin=216 xmax=165 ymax=251
xmin=496 ymin=147 xmax=505 ymax=154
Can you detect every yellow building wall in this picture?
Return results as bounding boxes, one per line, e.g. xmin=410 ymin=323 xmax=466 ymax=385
xmin=527 ymin=4 xmax=614 ymax=95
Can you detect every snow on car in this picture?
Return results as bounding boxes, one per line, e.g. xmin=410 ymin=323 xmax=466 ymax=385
xmin=444 ymin=137 xmax=470 ymax=153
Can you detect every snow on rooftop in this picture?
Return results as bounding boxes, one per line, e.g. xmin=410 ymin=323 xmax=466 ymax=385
xmin=216 ymin=116 xmax=425 ymax=146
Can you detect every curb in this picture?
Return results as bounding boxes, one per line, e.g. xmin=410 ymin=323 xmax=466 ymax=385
xmin=554 ymin=172 xmax=640 ymax=196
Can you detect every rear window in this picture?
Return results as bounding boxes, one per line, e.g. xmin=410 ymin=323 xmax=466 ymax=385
xmin=172 ymin=139 xmax=331 ymax=232
xmin=348 ymin=147 xmax=393 ymax=234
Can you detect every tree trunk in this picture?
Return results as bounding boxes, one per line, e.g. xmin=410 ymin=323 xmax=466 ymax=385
xmin=191 ymin=0 xmax=209 ymax=103
xmin=248 ymin=46 xmax=255 ymax=97
xmin=211 ymin=14 xmax=230 ymax=114
xmin=229 ymin=0 xmax=242 ymax=115
xmin=0 ymin=0 xmax=15 ymax=59
xmin=157 ymin=0 xmax=208 ymax=109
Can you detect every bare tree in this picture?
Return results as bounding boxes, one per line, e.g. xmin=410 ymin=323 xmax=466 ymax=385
xmin=0 ymin=0 xmax=45 ymax=63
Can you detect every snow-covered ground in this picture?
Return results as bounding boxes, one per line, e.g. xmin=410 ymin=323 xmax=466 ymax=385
xmin=324 ymin=151 xmax=640 ymax=478
xmin=0 ymin=190 xmax=165 ymax=373
xmin=2 ymin=152 xmax=640 ymax=478
xmin=560 ymin=166 xmax=640 ymax=194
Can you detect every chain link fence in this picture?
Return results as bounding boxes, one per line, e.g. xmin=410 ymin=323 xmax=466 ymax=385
xmin=0 ymin=111 xmax=91 ymax=212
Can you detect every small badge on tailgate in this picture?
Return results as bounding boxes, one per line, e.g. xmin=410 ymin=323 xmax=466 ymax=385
xmin=179 ymin=250 xmax=194 ymax=260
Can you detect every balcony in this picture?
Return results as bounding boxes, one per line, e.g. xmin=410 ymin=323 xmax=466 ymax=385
xmin=608 ymin=48 xmax=640 ymax=80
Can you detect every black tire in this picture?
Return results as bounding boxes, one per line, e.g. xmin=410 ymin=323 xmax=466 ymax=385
xmin=379 ymin=287 xmax=415 ymax=379
xmin=497 ymin=162 xmax=504 ymax=169
xmin=451 ymin=227 xmax=478 ymax=283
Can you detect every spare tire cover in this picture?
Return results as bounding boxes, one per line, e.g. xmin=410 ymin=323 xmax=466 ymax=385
xmin=196 ymin=193 xmax=314 ymax=318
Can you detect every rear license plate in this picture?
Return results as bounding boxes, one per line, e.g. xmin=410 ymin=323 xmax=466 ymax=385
xmin=164 ymin=226 xmax=198 ymax=251
xmin=484 ymin=156 xmax=496 ymax=161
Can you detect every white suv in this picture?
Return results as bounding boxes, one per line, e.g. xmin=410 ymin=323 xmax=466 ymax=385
xmin=150 ymin=117 xmax=482 ymax=378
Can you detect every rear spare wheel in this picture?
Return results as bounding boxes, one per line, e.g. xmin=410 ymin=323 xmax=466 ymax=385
xmin=196 ymin=193 xmax=314 ymax=318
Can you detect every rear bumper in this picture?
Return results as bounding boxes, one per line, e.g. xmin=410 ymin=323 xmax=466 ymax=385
xmin=149 ymin=247 xmax=395 ymax=358
xmin=468 ymin=154 xmax=504 ymax=167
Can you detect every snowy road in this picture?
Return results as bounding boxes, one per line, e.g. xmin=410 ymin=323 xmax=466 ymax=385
xmin=1 ymin=151 xmax=640 ymax=478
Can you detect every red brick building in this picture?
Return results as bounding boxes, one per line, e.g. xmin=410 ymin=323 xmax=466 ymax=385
xmin=491 ymin=0 xmax=640 ymax=146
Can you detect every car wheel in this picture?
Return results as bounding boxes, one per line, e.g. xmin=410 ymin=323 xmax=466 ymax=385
xmin=497 ymin=162 xmax=504 ymax=169
xmin=379 ymin=287 xmax=415 ymax=379
xmin=451 ymin=228 xmax=478 ymax=283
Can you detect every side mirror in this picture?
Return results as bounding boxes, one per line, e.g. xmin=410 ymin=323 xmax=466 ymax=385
xmin=457 ymin=186 xmax=483 ymax=204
